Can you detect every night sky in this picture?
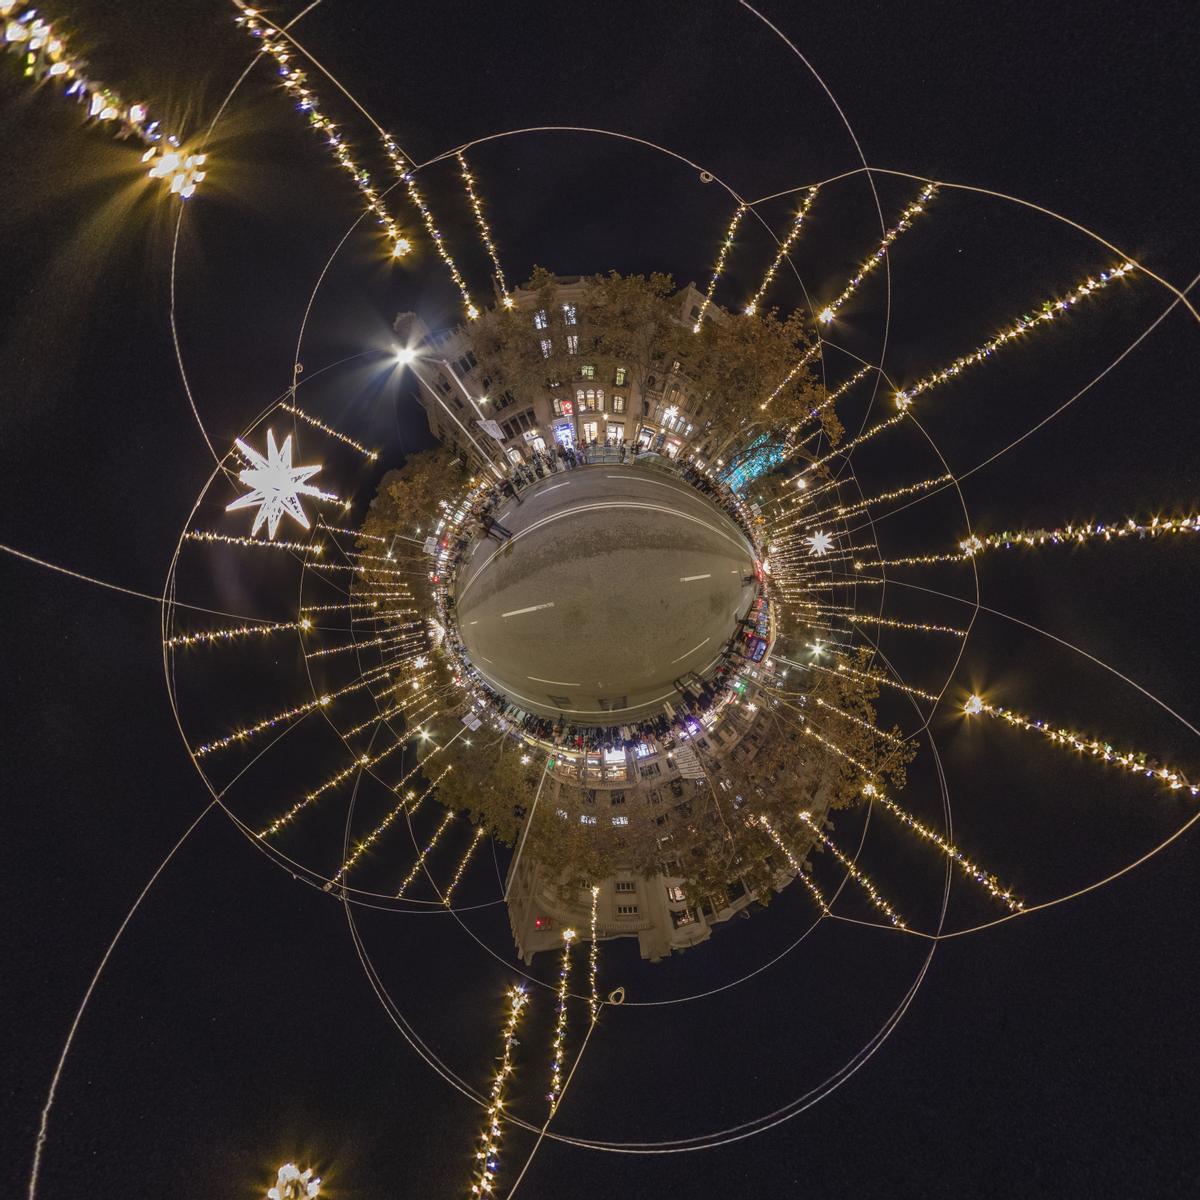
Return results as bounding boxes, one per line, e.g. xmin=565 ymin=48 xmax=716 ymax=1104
xmin=3 ymin=2 xmax=1199 ymax=1197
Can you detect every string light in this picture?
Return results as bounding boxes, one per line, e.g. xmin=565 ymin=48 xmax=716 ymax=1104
xmin=469 ymin=985 xmax=529 ymax=1198
xmin=894 ymin=261 xmax=1136 ymax=409
xmin=457 ymin=151 xmax=511 ymax=306
xmin=588 ymin=886 xmax=600 ymax=1022
xmin=1 ymin=3 xmax=206 ymax=197
xmin=380 ymin=137 xmax=478 ymax=317
xmin=547 ymin=928 xmax=577 ymax=1112
xmin=442 ymin=825 xmax=486 ymax=906
xmin=759 ymin=343 xmax=821 ymax=411
xmin=744 ymin=186 xmax=819 ymax=315
xmin=848 ymin=613 xmax=966 ymax=638
xmin=329 ymin=768 xmax=449 ymax=885
xmin=260 ymin=709 xmax=436 ymax=837
xmin=862 ymin=783 xmax=1023 ymax=912
xmin=396 ymin=810 xmax=455 ymax=898
xmin=788 ymin=363 xmax=873 ymax=436
xmin=810 ymin=696 xmax=908 ymax=746
xmin=164 ymin=618 xmax=310 ymax=649
xmin=304 ymin=632 xmax=417 ymax=659
xmin=797 ymin=810 xmax=906 ymax=928
xmin=960 ymin=513 xmax=1199 ymax=556
xmin=233 ymin=7 xmax=410 ymax=258
xmin=693 ymin=202 xmax=747 ymax=331
xmin=810 ymin=658 xmax=939 ymax=703
xmin=318 ymin=524 xmax=387 ymax=543
xmin=757 ymin=815 xmax=828 ymax=913
xmin=964 ymin=697 xmax=1196 ymax=796
xmin=787 ymin=473 xmax=953 ymax=530
xmin=184 ymin=529 xmax=322 ymax=555
xmin=278 ymin=401 xmax=377 ymax=459
xmin=799 ymin=410 xmax=908 ymax=476
xmin=818 ymin=183 xmax=937 ymax=323
xmin=192 ymin=665 xmax=393 ymax=757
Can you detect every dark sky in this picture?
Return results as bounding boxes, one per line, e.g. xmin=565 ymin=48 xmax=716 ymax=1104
xmin=3 ymin=2 xmax=1199 ymax=1197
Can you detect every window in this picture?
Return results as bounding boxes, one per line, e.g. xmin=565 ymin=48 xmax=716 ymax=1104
xmin=611 ymin=395 xmax=626 ymax=413
xmin=671 ymin=359 xmax=682 ymax=372
xmin=533 ymin=309 xmax=548 ymax=330
xmin=581 ymin=420 xmax=599 ymax=443
xmin=616 ymin=904 xmax=639 ymax=916
xmin=606 ymin=422 xmax=625 ymax=442
xmin=562 ymin=303 xmax=577 ymax=325
xmin=540 ymin=338 xmax=553 ymax=359
xmin=580 ymin=364 xmax=596 ymax=380
xmin=457 ymin=351 xmax=477 ymax=373
xmin=557 ymin=809 xmax=569 ymax=820
xmin=566 ymin=334 xmax=579 ymax=355
xmin=614 ymin=367 xmax=627 ymax=386
xmin=437 ymin=376 xmax=452 ymax=394
xmin=689 ymin=305 xmax=700 ymax=320
xmin=667 ymin=885 xmax=686 ymax=903
xmin=612 ymin=815 xmax=629 ymax=826
xmin=580 ymin=814 xmax=597 ymax=825
xmin=616 ymin=880 xmax=636 ymax=892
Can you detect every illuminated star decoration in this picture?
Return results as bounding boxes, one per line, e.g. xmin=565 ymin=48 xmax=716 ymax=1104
xmin=805 ymin=530 xmax=835 ymax=557
xmin=227 ymin=429 xmax=327 ymax=540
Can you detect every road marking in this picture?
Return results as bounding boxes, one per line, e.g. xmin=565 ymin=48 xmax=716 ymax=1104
xmin=671 ymin=636 xmax=711 ymax=664
xmin=501 ymin=602 xmax=555 ymax=618
xmin=528 ymin=676 xmax=580 ymax=686
xmin=606 ymin=474 xmax=685 ymax=492
xmin=680 ymin=573 xmax=711 ymax=582
xmin=540 ymin=481 xmax=570 ymax=493
xmin=469 ymin=620 xmax=478 ymax=625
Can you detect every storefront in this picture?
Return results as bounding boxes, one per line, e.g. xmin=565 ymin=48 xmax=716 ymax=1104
xmin=606 ymin=421 xmax=625 ymax=443
xmin=580 ymin=419 xmax=600 ymax=444
xmin=551 ymin=418 xmax=575 ymax=449
xmin=523 ymin=430 xmax=547 ymax=454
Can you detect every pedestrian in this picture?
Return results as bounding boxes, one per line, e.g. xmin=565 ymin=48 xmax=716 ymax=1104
xmin=481 ymin=514 xmax=512 ymax=542
xmin=501 ymin=477 xmax=521 ymax=504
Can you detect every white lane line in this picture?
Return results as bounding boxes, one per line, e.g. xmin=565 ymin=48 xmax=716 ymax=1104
xmin=528 ymin=676 xmax=580 ymax=686
xmin=501 ymin=602 xmax=555 ymax=618
xmin=671 ymin=636 xmax=711 ymax=664
xmin=540 ymin=482 xmax=570 ymax=493
xmin=680 ymin=573 xmax=712 ymax=582
xmin=469 ymin=620 xmax=479 ymax=625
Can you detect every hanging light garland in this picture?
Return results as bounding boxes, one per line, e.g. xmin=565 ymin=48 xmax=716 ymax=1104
xmin=799 ymin=410 xmax=909 ymax=477
xmin=809 ymin=658 xmax=940 ymax=703
xmin=469 ymin=985 xmax=530 ymax=1198
xmin=457 ymin=151 xmax=512 ymax=308
xmin=744 ymin=186 xmax=819 ymax=315
xmin=233 ymin=6 xmax=411 ymax=259
xmin=587 ymin=886 xmax=600 ymax=1022
xmin=797 ymin=810 xmax=906 ymax=927
xmin=757 ymin=815 xmax=829 ymax=913
xmin=810 ymin=695 xmax=908 ymax=746
xmin=964 ymin=696 xmax=1196 ymax=795
xmin=787 ymin=473 xmax=954 ymax=530
xmin=185 ymin=530 xmax=323 ymax=555
xmin=759 ymin=343 xmax=821 ymax=411
xmin=1 ymin=3 xmax=207 ymax=197
xmin=164 ymin=618 xmax=310 ymax=649
xmin=693 ymin=202 xmax=747 ymax=332
xmin=547 ymin=928 xmax=577 ymax=1112
xmin=442 ymin=824 xmax=486 ymax=907
xmin=395 ymin=809 xmax=455 ymax=898
xmin=848 ymin=613 xmax=966 ymax=638
xmin=894 ymin=261 xmax=1135 ymax=409
xmin=960 ymin=513 xmax=1199 ymax=556
xmin=192 ymin=664 xmax=393 ymax=757
xmin=862 ymin=783 xmax=1023 ymax=912
xmin=329 ymin=768 xmax=449 ymax=886
xmin=817 ymin=183 xmax=937 ymax=324
xmin=266 ymin=1162 xmax=320 ymax=1200
xmin=787 ymin=363 xmax=873 ymax=438
xmin=380 ymin=136 xmax=478 ymax=318
xmin=278 ymin=401 xmax=378 ymax=459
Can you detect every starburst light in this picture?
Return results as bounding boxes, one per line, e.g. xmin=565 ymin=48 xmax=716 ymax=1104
xmin=805 ymin=530 xmax=835 ymax=556
xmin=227 ymin=429 xmax=327 ymax=540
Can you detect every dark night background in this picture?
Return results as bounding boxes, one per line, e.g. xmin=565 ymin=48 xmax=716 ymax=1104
xmin=2 ymin=2 xmax=1198 ymax=1196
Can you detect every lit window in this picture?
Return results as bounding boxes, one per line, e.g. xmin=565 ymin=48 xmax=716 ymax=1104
xmin=557 ymin=808 xmax=569 ymax=820
xmin=614 ymin=367 xmax=627 ymax=386
xmin=580 ymin=813 xmax=597 ymax=825
xmin=612 ymin=815 xmax=629 ymax=826
xmin=671 ymin=360 xmax=682 ymax=372
xmin=566 ymin=334 xmax=579 ymax=354
xmin=580 ymin=364 xmax=596 ymax=380
xmin=562 ymin=303 xmax=577 ymax=325
xmin=667 ymin=885 xmax=686 ymax=903
xmin=611 ymin=395 xmax=626 ymax=413
xmin=533 ymin=309 xmax=548 ymax=330
xmin=540 ymin=338 xmax=553 ymax=359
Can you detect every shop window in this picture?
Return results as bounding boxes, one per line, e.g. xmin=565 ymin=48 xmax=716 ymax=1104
xmin=533 ymin=309 xmax=548 ymax=329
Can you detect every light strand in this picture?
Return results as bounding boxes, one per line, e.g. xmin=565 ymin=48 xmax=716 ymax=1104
xmin=744 ymin=186 xmax=819 ymax=315
xmin=848 ymin=613 xmax=966 ymax=638
xmin=895 ymin=261 xmax=1135 ymax=408
xmin=457 ymin=151 xmax=511 ymax=307
xmin=811 ymin=658 xmax=939 ymax=703
xmin=964 ymin=696 xmax=1196 ymax=796
xmin=442 ymin=825 xmax=486 ymax=907
xmin=787 ymin=363 xmax=873 ymax=436
xmin=960 ymin=513 xmax=1199 ymax=557
xmin=395 ymin=810 xmax=455 ymax=898
xmin=587 ymin=886 xmax=600 ymax=1022
xmin=547 ymin=928 xmax=577 ymax=1112
xmin=863 ymin=783 xmax=1023 ymax=912
xmin=278 ymin=401 xmax=377 ymax=459
xmin=818 ymin=183 xmax=937 ymax=324
xmin=759 ymin=342 xmax=821 ymax=411
xmin=185 ymin=529 xmax=322 ymax=555
xmin=757 ymin=815 xmax=828 ymax=913
xmin=164 ymin=618 xmax=310 ymax=649
xmin=797 ymin=810 xmax=905 ymax=928
xmin=693 ymin=202 xmax=747 ymax=332
xmin=468 ymin=985 xmax=529 ymax=1198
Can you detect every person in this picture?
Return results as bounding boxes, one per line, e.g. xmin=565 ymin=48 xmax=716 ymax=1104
xmin=480 ymin=513 xmax=512 ymax=542
xmin=501 ymin=477 xmax=521 ymax=504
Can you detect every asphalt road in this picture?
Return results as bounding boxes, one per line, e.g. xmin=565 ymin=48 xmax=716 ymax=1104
xmin=454 ymin=464 xmax=757 ymax=720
